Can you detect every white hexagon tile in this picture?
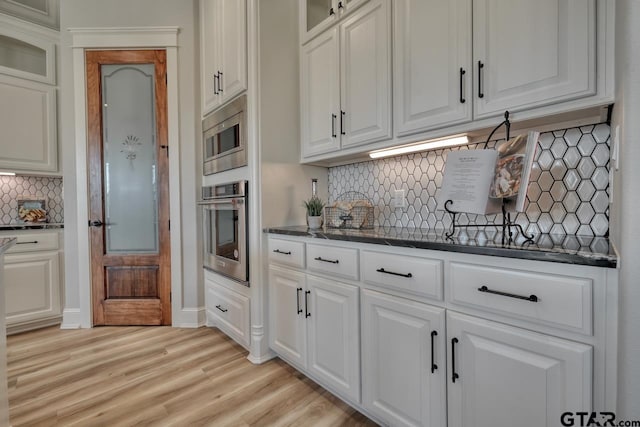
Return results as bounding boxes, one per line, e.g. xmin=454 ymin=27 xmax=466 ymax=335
xmin=0 ymin=176 xmax=63 ymax=224
xmin=329 ymin=123 xmax=611 ymax=236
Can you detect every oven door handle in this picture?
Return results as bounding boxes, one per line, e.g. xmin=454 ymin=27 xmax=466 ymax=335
xmin=198 ymin=198 xmax=245 ymax=206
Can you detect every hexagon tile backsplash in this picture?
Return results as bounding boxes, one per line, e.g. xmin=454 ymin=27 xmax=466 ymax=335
xmin=329 ymin=122 xmax=610 ymax=237
xmin=0 ymin=175 xmax=63 ymax=224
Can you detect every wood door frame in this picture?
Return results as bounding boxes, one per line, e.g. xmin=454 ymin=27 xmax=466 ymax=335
xmin=67 ymin=27 xmax=183 ymax=330
xmin=86 ymin=49 xmax=171 ymax=326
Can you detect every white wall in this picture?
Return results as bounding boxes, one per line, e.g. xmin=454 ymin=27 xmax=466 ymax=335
xmin=611 ymin=0 xmax=640 ymax=419
xmin=59 ymin=0 xmax=202 ymax=327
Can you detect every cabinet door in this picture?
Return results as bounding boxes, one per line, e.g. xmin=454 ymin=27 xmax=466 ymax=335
xmin=300 ymin=27 xmax=341 ymax=158
xmin=473 ymin=0 xmax=596 ymax=119
xmin=4 ymin=251 xmax=61 ymax=325
xmin=268 ymin=265 xmax=307 ymax=369
xmin=361 ymin=289 xmax=446 ymax=427
xmin=200 ymin=0 xmax=221 ymax=115
xmin=307 ymin=275 xmax=360 ymax=402
xmin=340 ymin=0 xmax=391 ymax=148
xmin=393 ymin=0 xmax=471 ymax=137
xmin=447 ymin=312 xmax=592 ymax=427
xmin=0 ymin=75 xmax=57 ymax=172
xmin=219 ymin=0 xmax=247 ymax=104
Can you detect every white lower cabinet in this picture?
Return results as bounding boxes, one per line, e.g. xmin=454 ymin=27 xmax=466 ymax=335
xmin=205 ymin=272 xmax=251 ymax=348
xmin=268 ymin=265 xmax=360 ymax=402
xmin=4 ymin=251 xmax=60 ymax=328
xmin=266 ymin=235 xmax=613 ymax=427
xmin=2 ymin=231 xmax=63 ymax=333
xmin=361 ymin=289 xmax=446 ymax=427
xmin=447 ymin=311 xmax=592 ymax=427
xmin=268 ymin=265 xmax=307 ymax=367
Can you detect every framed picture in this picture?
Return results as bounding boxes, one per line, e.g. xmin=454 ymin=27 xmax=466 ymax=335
xmin=17 ymin=198 xmax=47 ymax=223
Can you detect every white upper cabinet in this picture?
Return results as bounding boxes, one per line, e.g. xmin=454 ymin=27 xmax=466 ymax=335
xmin=300 ymin=0 xmax=369 ymax=45
xmin=0 ymin=14 xmax=56 ymax=85
xmin=200 ymin=0 xmax=247 ymax=116
xmin=447 ymin=312 xmax=592 ymax=427
xmin=473 ymin=0 xmax=596 ymax=119
xmin=300 ymin=0 xmax=391 ymax=159
xmin=340 ymin=0 xmax=391 ymax=148
xmin=300 ymin=28 xmax=341 ymax=157
xmin=0 ymin=75 xmax=57 ymax=173
xmin=393 ymin=0 xmax=472 ymax=137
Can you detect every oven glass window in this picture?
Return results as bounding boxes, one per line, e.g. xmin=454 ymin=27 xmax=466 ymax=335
xmin=207 ymin=206 xmax=239 ymax=261
xmin=217 ymin=124 xmax=239 ymax=154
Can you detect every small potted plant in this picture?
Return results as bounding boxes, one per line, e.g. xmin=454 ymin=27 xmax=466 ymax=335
xmin=304 ymin=196 xmax=325 ymax=229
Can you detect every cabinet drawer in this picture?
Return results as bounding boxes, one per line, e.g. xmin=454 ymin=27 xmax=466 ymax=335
xmin=449 ymin=262 xmax=593 ymax=335
xmin=361 ymin=250 xmax=443 ymax=300
xmin=306 ymin=244 xmax=358 ymax=281
xmin=206 ymin=283 xmax=250 ymax=347
xmin=5 ymin=232 xmax=59 ymax=253
xmin=268 ymin=238 xmax=305 ymax=269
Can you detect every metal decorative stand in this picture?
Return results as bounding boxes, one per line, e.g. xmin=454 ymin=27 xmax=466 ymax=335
xmin=444 ymin=111 xmax=535 ymax=245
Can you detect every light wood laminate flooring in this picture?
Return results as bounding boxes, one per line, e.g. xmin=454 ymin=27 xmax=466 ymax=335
xmin=7 ymin=326 xmax=377 ymax=426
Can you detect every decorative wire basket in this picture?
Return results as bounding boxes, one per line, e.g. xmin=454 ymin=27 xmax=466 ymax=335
xmin=324 ymin=191 xmax=374 ymax=229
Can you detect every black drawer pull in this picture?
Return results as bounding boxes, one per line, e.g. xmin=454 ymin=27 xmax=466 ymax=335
xmin=305 ymin=290 xmax=311 ymax=318
xmin=16 ymin=240 xmax=39 ymax=245
xmin=296 ymin=287 xmax=303 ymax=314
xmin=477 ymin=285 xmax=538 ymax=302
xmin=215 ymin=305 xmax=228 ymax=313
xmin=431 ymin=330 xmax=438 ymax=373
xmin=376 ymin=268 xmax=412 ymax=278
xmin=273 ymin=249 xmax=292 ymax=255
xmin=314 ymin=256 xmax=339 ymax=264
xmin=451 ymin=338 xmax=459 ymax=383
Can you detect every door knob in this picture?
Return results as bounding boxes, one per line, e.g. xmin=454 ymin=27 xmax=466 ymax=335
xmin=89 ymin=220 xmax=104 ymax=227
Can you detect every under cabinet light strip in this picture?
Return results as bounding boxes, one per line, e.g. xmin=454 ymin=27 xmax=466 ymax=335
xmin=369 ymin=135 xmax=469 ymax=159
xmin=0 ymin=172 xmax=15 ymax=176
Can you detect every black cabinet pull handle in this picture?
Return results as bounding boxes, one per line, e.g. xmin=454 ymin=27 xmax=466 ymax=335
xmin=331 ymin=113 xmax=337 ymax=138
xmin=314 ymin=256 xmax=339 ymax=264
xmin=376 ymin=268 xmax=412 ymax=278
xmin=338 ymin=1 xmax=344 ymax=8
xmin=329 ymin=7 xmax=335 ymax=15
xmin=217 ymin=71 xmax=223 ymax=92
xmin=459 ymin=67 xmax=466 ymax=103
xmin=296 ymin=287 xmax=303 ymax=314
xmin=213 ymin=73 xmax=219 ymax=95
xmin=215 ymin=304 xmax=228 ymax=313
xmin=451 ymin=337 xmax=459 ymax=383
xmin=340 ymin=110 xmax=346 ymax=135
xmin=305 ymin=290 xmax=311 ymax=318
xmin=273 ymin=249 xmax=292 ymax=255
xmin=16 ymin=240 xmax=38 ymax=245
xmin=478 ymin=61 xmax=484 ymax=98
xmin=477 ymin=285 xmax=538 ymax=302
xmin=431 ymin=331 xmax=438 ymax=373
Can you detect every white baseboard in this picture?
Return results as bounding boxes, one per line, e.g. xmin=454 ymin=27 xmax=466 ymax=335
xmin=173 ymin=307 xmax=206 ymax=328
xmin=60 ymin=308 xmax=82 ymax=329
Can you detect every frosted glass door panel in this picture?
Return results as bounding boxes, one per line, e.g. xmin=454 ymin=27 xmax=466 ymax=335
xmin=101 ymin=64 xmax=159 ymax=254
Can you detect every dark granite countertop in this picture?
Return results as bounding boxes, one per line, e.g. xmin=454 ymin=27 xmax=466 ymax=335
xmin=0 ymin=223 xmax=64 ymax=230
xmin=264 ymin=225 xmax=618 ymax=268
xmin=0 ymin=238 xmax=16 ymax=255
